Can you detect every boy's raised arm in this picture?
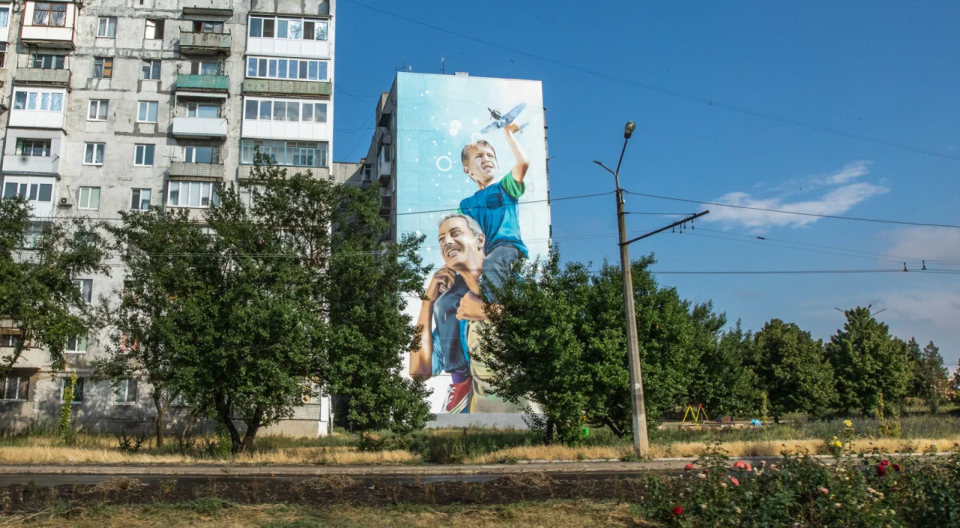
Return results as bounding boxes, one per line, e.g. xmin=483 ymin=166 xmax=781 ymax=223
xmin=504 ymin=121 xmax=529 ymax=184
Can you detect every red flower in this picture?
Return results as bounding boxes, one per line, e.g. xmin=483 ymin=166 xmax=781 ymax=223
xmin=684 ymin=463 xmax=696 ymax=470
xmin=880 ymin=460 xmax=890 ymax=467
xmin=729 ymin=476 xmax=740 ymax=487
xmin=732 ymin=460 xmax=753 ymax=471
xmin=877 ymin=465 xmax=886 ymax=477
xmin=892 ymin=463 xmax=902 ymax=472
xmin=673 ymin=506 xmax=684 ymax=516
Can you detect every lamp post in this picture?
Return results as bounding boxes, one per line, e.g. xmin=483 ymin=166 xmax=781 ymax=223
xmin=593 ymin=121 xmax=649 ymax=457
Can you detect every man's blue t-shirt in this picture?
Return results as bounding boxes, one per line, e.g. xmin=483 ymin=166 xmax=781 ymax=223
xmin=459 ymin=172 xmax=528 ymax=257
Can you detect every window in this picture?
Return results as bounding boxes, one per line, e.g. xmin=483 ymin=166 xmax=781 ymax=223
xmin=144 ymin=18 xmax=164 ymax=39
xmin=88 ymin=99 xmax=109 ymax=121
xmin=186 ymin=103 xmax=219 ymax=118
xmin=97 ymin=17 xmax=117 ymax=37
xmin=78 ymin=187 xmax=100 ymax=210
xmin=0 ymin=43 xmax=7 ymax=69
xmin=246 ymin=57 xmax=329 ymax=81
xmin=134 ymin=144 xmax=155 ymax=166
xmin=83 ymin=144 xmax=105 ymax=165
xmin=15 ymin=139 xmax=51 ymax=157
xmin=2 ymin=375 xmax=29 ymax=401
xmin=3 ymin=181 xmax=53 ymax=203
xmin=59 ymin=378 xmax=84 ymax=403
xmin=114 ymin=379 xmax=138 ymax=404
xmin=31 ymin=54 xmax=65 ymax=69
xmin=183 ymin=146 xmax=216 ymax=164
xmin=137 ymin=101 xmax=158 ymax=123
xmin=0 ymin=330 xmax=22 ymax=348
xmin=131 ymin=188 xmax=151 ymax=210
xmin=141 ymin=60 xmax=161 ymax=80
xmin=240 ymin=139 xmax=328 ymax=168
xmin=73 ymin=278 xmax=92 ymax=303
xmin=249 ymin=16 xmax=326 ymax=40
xmin=12 ymin=89 xmax=63 ymax=112
xmin=0 ymin=6 xmax=9 ymax=29
xmin=243 ymin=98 xmax=327 ymax=123
xmin=190 ymin=61 xmax=220 ymax=75
xmin=32 ymin=2 xmax=67 ymax=27
xmin=23 ymin=222 xmax=45 ymax=249
xmin=66 ymin=334 xmax=87 ymax=353
xmin=93 ymin=57 xmax=113 ymax=78
xmin=194 ymin=20 xmax=223 ymax=33
xmin=167 ymin=181 xmax=218 ymax=208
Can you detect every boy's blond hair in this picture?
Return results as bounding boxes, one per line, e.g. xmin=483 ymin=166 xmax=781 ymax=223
xmin=460 ymin=139 xmax=497 ymax=168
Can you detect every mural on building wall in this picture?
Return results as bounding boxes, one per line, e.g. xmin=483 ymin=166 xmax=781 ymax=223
xmin=397 ymin=73 xmax=550 ymax=414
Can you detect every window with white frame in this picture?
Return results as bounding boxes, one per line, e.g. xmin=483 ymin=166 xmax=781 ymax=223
xmin=23 ymin=222 xmax=45 ymax=249
xmin=243 ymin=99 xmax=328 ymax=123
xmin=134 ymin=144 xmax=155 ymax=166
xmin=72 ymin=278 xmax=92 ymax=303
xmin=59 ymin=377 xmax=84 ymax=403
xmin=183 ymin=146 xmax=216 ymax=164
xmin=144 ymin=18 xmax=163 ymax=39
xmin=83 ymin=143 xmax=105 ymax=165
xmin=31 ymin=53 xmax=65 ymax=69
xmin=3 ymin=179 xmax=53 ymax=203
xmin=97 ymin=17 xmax=117 ymax=37
xmin=114 ymin=379 xmax=138 ymax=404
xmin=246 ymin=57 xmax=329 ymax=82
xmin=78 ymin=186 xmax=100 ymax=210
xmin=0 ymin=6 xmax=9 ymax=29
xmin=66 ymin=333 xmax=87 ymax=353
xmin=88 ymin=99 xmax=108 ymax=121
xmin=248 ymin=16 xmax=327 ymax=40
xmin=141 ymin=60 xmax=161 ymax=80
xmin=131 ymin=188 xmax=151 ymax=210
xmin=92 ymin=57 xmax=113 ymax=78
xmin=167 ymin=181 xmax=218 ymax=208
xmin=190 ymin=61 xmax=220 ymax=76
xmin=32 ymin=2 xmax=67 ymax=27
xmin=240 ymin=139 xmax=328 ymax=168
xmin=2 ymin=374 xmax=29 ymax=401
xmin=137 ymin=101 xmax=159 ymax=123
xmin=186 ymin=102 xmax=219 ymax=118
xmin=15 ymin=139 xmax=51 ymax=157
xmin=12 ymin=89 xmax=64 ymax=112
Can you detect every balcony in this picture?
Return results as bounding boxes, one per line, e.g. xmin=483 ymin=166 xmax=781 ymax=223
xmin=379 ymin=196 xmax=392 ymax=216
xmin=15 ymin=68 xmax=71 ymax=87
xmin=242 ymin=79 xmax=331 ymax=97
xmin=172 ymin=117 xmax=227 ymax=139
xmin=176 ymin=74 xmax=229 ymax=93
xmin=378 ymin=172 xmax=391 ymax=187
xmin=2 ymin=153 xmax=62 ymax=175
xmin=179 ymin=31 xmax=232 ymax=55
xmin=21 ymin=26 xmax=76 ymax=49
xmin=168 ymin=161 xmax=224 ymax=179
xmin=238 ymin=165 xmax=330 ymax=179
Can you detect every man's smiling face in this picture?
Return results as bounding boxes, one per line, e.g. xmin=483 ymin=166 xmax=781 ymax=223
xmin=438 ymin=216 xmax=484 ymax=271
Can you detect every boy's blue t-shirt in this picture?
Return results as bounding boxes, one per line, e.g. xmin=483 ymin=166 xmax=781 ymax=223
xmin=459 ymin=171 xmax=528 ymax=257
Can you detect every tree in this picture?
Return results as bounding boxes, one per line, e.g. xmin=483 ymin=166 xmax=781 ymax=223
xmin=689 ymin=322 xmax=763 ymax=418
xmin=917 ymin=341 xmax=948 ymax=413
xmin=477 ymin=250 xmax=593 ymax=444
xmin=826 ymin=307 xmax=910 ymax=415
xmin=749 ymin=319 xmax=835 ymax=421
xmin=101 ymin=159 xmax=431 ymax=452
xmin=904 ymin=338 xmax=925 ymax=400
xmin=0 ymin=197 xmax=107 ymax=378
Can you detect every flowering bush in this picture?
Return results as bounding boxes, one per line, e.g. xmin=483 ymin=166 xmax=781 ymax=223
xmin=634 ymin=446 xmax=960 ymax=526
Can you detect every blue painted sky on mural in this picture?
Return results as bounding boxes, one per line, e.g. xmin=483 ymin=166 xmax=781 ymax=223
xmin=331 ymin=1 xmax=960 ymax=366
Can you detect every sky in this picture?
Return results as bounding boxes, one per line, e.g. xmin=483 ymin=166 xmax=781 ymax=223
xmin=332 ymin=1 xmax=960 ymax=367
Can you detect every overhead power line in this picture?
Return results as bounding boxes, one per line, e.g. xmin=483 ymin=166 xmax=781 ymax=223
xmin=625 ymin=190 xmax=960 ymax=229
xmin=344 ymin=0 xmax=960 ymax=162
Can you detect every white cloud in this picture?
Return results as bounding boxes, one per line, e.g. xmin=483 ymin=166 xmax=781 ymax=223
xmin=883 ymin=227 xmax=960 ymax=265
xmin=704 ymin=161 xmax=887 ymax=232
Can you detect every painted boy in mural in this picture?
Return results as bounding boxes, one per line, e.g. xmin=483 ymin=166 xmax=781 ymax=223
xmin=410 ymin=214 xmax=526 ymax=413
xmin=458 ymin=120 xmax=530 ymax=303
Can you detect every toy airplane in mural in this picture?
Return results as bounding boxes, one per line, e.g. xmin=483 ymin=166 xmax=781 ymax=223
xmin=480 ymin=103 xmax=529 ymax=134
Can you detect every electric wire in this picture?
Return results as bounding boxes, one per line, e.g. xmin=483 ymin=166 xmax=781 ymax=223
xmin=343 ymin=0 xmax=960 ymax=162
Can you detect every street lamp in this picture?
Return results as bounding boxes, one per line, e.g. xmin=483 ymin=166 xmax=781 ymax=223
xmin=593 ymin=120 xmax=649 ymax=458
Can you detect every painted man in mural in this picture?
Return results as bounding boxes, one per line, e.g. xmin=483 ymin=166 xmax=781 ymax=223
xmin=410 ymin=214 xmax=526 ymax=413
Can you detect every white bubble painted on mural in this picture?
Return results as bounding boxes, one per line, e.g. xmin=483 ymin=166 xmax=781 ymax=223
xmin=471 ymin=132 xmax=483 ymax=142
xmin=448 ymin=120 xmax=462 ymax=136
xmin=435 ymin=156 xmax=453 ymax=172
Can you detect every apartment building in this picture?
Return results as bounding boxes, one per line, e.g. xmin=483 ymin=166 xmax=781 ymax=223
xmin=0 ymin=0 xmax=336 ymax=437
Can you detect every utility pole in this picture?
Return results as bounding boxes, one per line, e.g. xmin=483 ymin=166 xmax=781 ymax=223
xmin=594 ymin=122 xmax=709 ymax=458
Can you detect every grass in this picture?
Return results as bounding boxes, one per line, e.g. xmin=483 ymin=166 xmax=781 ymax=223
xmin=2 ymin=415 xmax=958 ymax=466
xmin=0 ymin=501 xmax=636 ymax=527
